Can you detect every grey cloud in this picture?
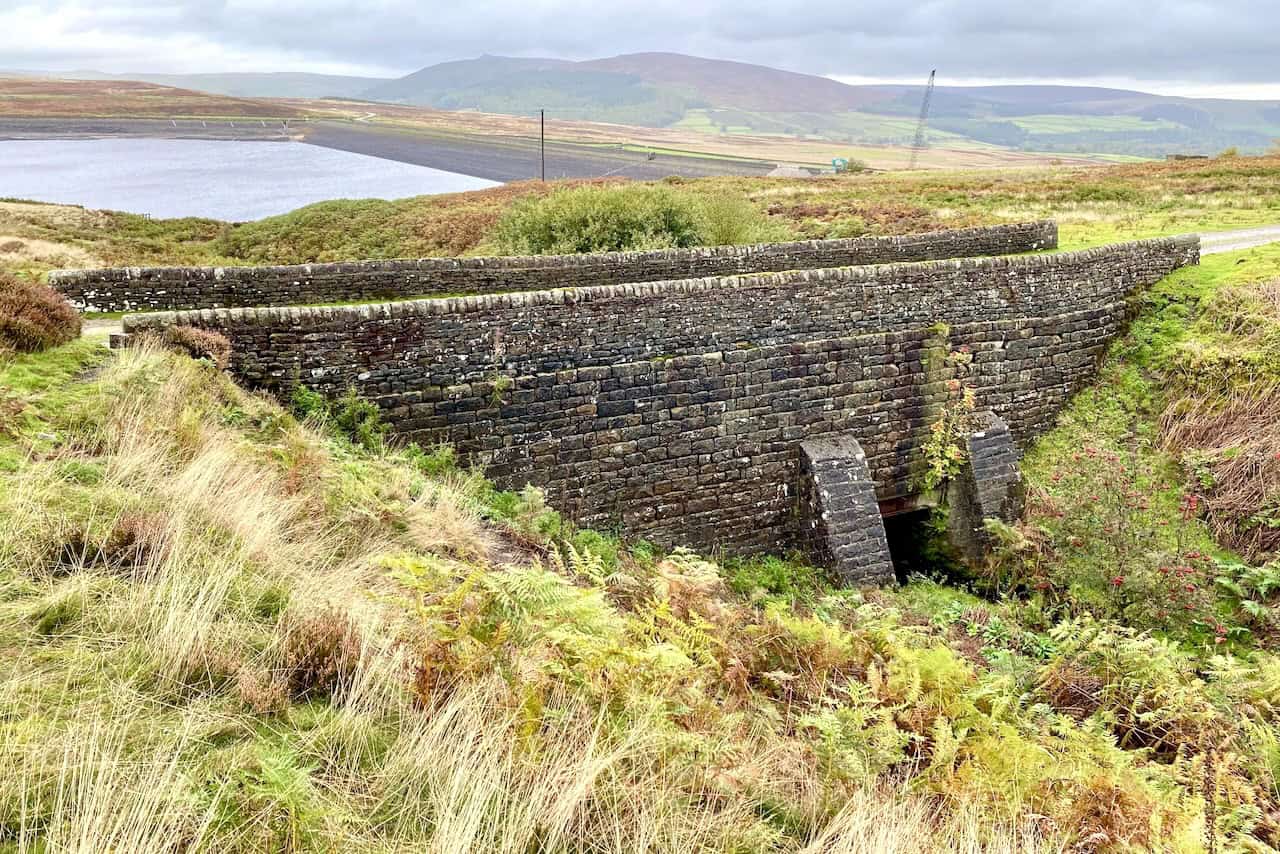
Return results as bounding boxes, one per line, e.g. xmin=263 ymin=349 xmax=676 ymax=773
xmin=4 ymin=0 xmax=1279 ymax=87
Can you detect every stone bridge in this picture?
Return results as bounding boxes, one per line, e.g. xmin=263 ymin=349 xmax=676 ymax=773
xmin=111 ymin=224 xmax=1200 ymax=584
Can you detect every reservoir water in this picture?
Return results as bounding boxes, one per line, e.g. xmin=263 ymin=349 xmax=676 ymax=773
xmin=0 ymin=138 xmax=499 ymax=221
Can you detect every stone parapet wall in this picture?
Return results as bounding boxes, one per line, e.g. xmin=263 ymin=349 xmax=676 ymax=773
xmin=119 ymin=234 xmax=1199 ymax=555
xmin=124 ymin=236 xmax=1197 ymax=392
xmin=53 ymin=220 xmax=1056 ymax=312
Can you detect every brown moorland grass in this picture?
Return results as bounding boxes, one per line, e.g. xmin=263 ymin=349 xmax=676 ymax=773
xmin=1162 ymin=278 xmax=1280 ymax=560
xmin=0 ymin=77 xmax=307 ymax=119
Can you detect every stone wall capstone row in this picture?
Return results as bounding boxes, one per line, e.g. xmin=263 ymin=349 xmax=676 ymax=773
xmin=52 ymin=220 xmax=1057 ymax=312
xmin=119 ymin=234 xmax=1199 ymax=557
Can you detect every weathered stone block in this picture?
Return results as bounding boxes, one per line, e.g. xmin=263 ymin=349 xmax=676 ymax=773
xmin=799 ymin=436 xmax=896 ymax=586
xmin=946 ymin=412 xmax=1025 ymax=563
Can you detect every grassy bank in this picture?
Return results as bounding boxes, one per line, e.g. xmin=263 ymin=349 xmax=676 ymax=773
xmin=2 ymin=240 xmax=1280 ymax=850
xmin=3 ymin=155 xmax=1280 ymax=850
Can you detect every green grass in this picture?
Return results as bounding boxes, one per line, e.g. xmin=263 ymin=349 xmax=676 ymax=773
xmin=1010 ymin=114 xmax=1182 ymax=134
xmin=0 ymin=336 xmax=109 ymax=472
xmin=3 ymin=338 xmax=1277 ymax=851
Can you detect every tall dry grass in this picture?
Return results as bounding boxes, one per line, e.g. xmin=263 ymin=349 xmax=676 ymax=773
xmin=1162 ymin=279 xmax=1280 ymax=558
xmin=11 ymin=717 xmax=215 ymax=854
xmin=1 ymin=343 xmax=1068 ymax=852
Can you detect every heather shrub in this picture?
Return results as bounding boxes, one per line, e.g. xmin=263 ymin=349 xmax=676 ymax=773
xmin=0 ymin=272 xmax=81 ymax=354
xmin=492 ymin=184 xmax=784 ymax=254
xmin=277 ymin=606 xmax=363 ymax=699
xmin=159 ymin=325 xmax=231 ymax=369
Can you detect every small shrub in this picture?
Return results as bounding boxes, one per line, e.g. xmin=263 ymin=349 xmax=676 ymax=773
xmin=278 ymin=606 xmax=363 ymax=699
xmin=289 ymin=385 xmax=328 ymax=421
xmin=693 ymin=193 xmax=789 ymax=246
xmin=0 ymin=272 xmax=81 ymax=354
xmin=403 ymin=442 xmax=457 ymax=477
xmin=1067 ymin=184 xmax=1143 ymax=204
xmin=159 ymin=326 xmax=231 ymax=369
xmin=484 ymin=484 xmax=564 ymax=543
xmin=175 ymin=641 xmax=244 ymax=692
xmin=331 ymin=388 xmax=387 ymax=452
xmin=290 ymin=385 xmax=387 ymax=452
xmin=494 ymin=184 xmax=703 ymax=254
xmin=491 ymin=184 xmax=785 ymax=254
xmin=236 ymin=667 xmax=290 ymax=715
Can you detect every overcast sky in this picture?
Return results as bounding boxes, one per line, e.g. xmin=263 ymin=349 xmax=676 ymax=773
xmin=5 ymin=0 xmax=1279 ymax=99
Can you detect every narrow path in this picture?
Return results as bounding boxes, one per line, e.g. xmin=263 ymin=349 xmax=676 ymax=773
xmin=1200 ymin=224 xmax=1280 ymax=255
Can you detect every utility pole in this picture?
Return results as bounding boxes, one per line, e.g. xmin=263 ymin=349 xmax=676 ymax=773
xmin=540 ymin=109 xmax=546 ymax=181
xmin=908 ymin=70 xmax=936 ymax=171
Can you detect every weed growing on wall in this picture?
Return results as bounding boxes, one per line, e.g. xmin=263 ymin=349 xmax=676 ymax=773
xmin=291 ymin=385 xmax=388 ymax=452
xmin=918 ymin=326 xmax=979 ymax=493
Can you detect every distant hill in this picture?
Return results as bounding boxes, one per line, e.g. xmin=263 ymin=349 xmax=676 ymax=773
xmin=68 ymin=70 xmax=388 ymax=100
xmin=350 ymin=53 xmax=1280 ymax=157
xmin=576 ymin=52 xmax=897 ymax=113
xmin=357 ymin=53 xmax=899 ymax=124
xmin=0 ymin=77 xmax=307 ymax=119
xmin=359 ymin=55 xmax=702 ymax=126
xmin=35 ymin=53 xmax=1280 ymax=157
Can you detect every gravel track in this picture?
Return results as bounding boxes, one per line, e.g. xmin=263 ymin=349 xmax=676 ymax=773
xmin=1200 ymin=224 xmax=1280 ymax=255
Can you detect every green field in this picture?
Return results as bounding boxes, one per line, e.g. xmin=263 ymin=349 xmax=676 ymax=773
xmin=672 ymin=107 xmax=979 ymax=147
xmin=1009 ymin=113 xmax=1183 ymax=134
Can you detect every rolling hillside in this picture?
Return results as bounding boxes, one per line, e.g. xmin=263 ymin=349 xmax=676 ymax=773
xmin=67 ymin=70 xmax=388 ymax=100
xmin=26 ymin=53 xmax=1280 ymax=157
xmin=0 ymin=77 xmax=307 ymax=119
xmin=359 ymin=53 xmax=1280 ymax=157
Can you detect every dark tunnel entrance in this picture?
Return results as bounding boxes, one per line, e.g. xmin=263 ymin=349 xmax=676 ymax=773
xmin=882 ymin=507 xmax=947 ymax=585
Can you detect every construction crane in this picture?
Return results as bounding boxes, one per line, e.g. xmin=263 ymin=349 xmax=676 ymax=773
xmin=907 ymin=70 xmax=936 ymax=171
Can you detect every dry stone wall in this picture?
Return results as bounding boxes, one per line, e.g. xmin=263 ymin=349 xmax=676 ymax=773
xmin=53 ymin=221 xmax=1055 ymax=312
xmin=122 ymin=235 xmax=1198 ymax=555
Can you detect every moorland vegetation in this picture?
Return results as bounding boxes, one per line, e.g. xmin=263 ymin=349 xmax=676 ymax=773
xmin=3 ymin=153 xmax=1280 ymax=279
xmin=2 ymin=155 xmax=1280 ymax=851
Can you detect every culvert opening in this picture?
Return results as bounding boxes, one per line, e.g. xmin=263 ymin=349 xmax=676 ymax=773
xmin=882 ymin=508 xmax=952 ymax=585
